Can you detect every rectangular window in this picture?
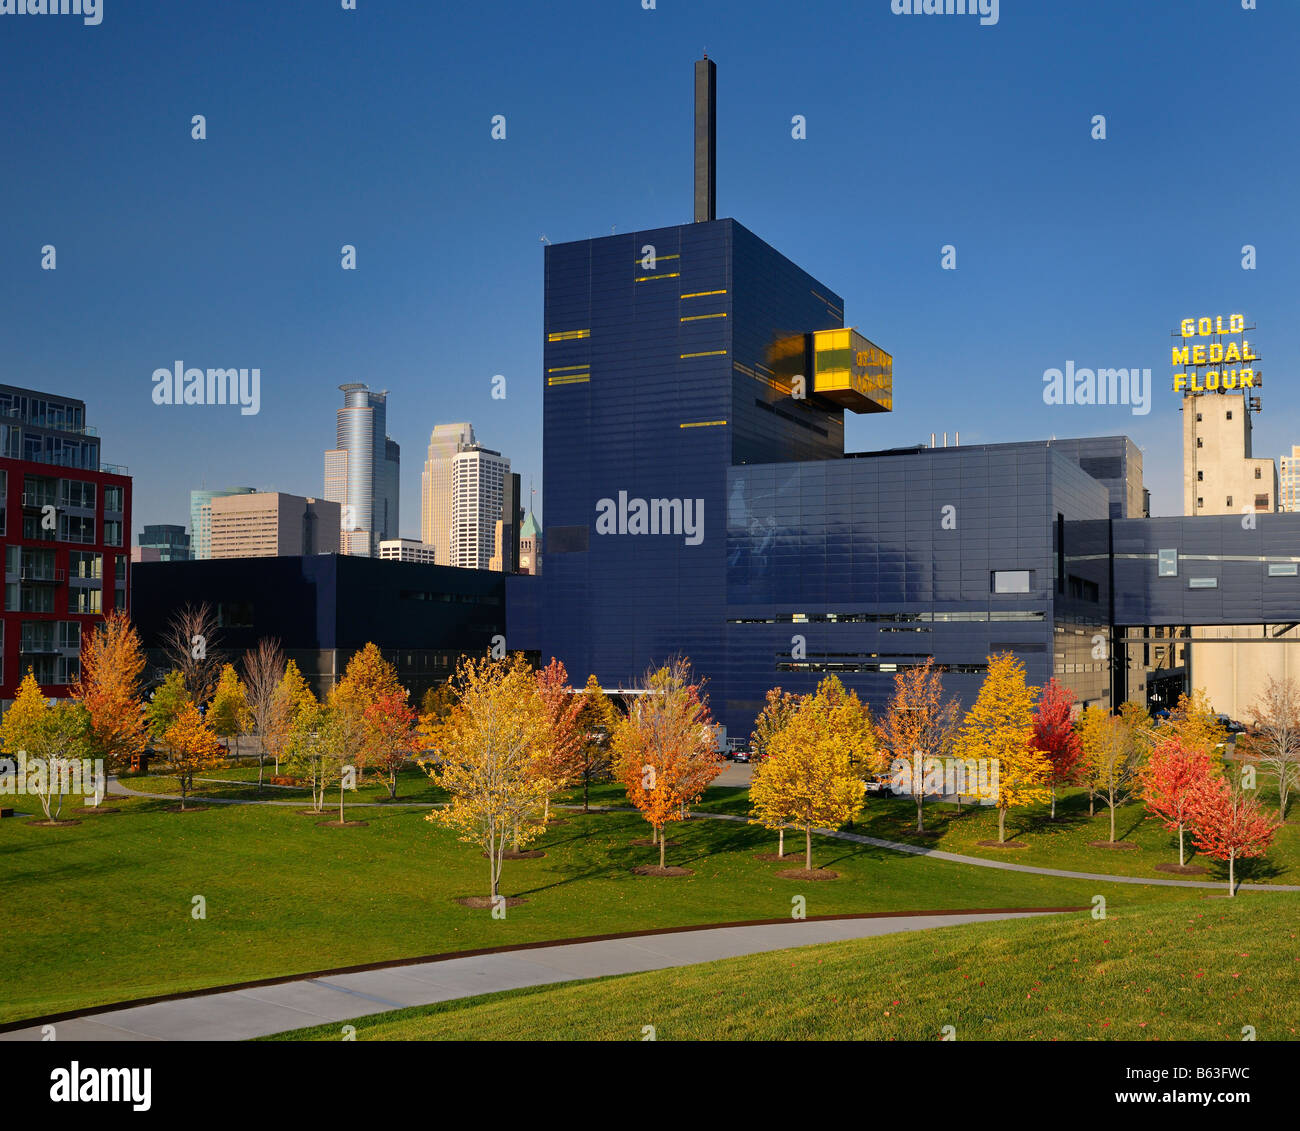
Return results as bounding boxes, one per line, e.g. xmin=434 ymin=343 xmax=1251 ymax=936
xmin=69 ymin=587 xmax=102 ymax=614
xmin=1197 ymin=438 xmax=1203 ymax=448
xmin=1158 ymin=549 xmax=1178 ymax=577
xmin=1226 ymin=411 xmax=1233 ymax=421
xmin=58 ymin=514 xmax=94 ymax=544
xmin=1268 ymin=563 xmax=1298 ymax=577
xmin=1197 ymin=470 xmax=1203 ymax=481
xmin=992 ymin=570 xmax=1031 ymax=594
xmin=1188 ymin=577 xmax=1219 ymax=589
xmin=104 ymin=485 xmax=124 ymax=512
xmin=1255 ymin=468 xmax=1262 ymax=480
xmin=104 ymin=519 xmax=123 ymax=547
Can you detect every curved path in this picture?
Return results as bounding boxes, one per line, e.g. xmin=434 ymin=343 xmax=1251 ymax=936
xmin=0 ymin=909 xmax=1060 ymax=1042
xmin=106 ymin=779 xmax=1300 ymax=893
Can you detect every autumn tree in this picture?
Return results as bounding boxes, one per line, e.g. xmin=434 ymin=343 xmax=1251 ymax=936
xmin=161 ymin=700 xmax=225 ymax=810
xmin=533 ymin=658 xmax=584 ymax=822
xmin=613 ymin=657 xmax=723 ymax=870
xmin=1082 ymin=705 xmax=1143 ymax=843
xmin=286 ymin=701 xmax=364 ymax=820
xmin=242 ymin=638 xmax=285 ymax=790
xmin=749 ymin=675 xmax=869 ymax=870
xmin=1031 ymin=678 xmax=1082 ymax=819
xmin=162 ymin=601 xmax=224 ymax=705
xmin=208 ymin=664 xmax=250 ymax=757
xmin=72 ymin=610 xmax=147 ymax=772
xmin=1187 ymin=775 xmax=1280 ymax=896
xmin=147 ymin=670 xmax=192 ymax=748
xmin=265 ymin=659 xmax=316 ymax=774
xmin=0 ymin=671 xmax=47 ymax=759
xmin=748 ymin=688 xmax=803 ymax=856
xmin=422 ymin=653 xmax=549 ymax=901
xmin=878 ymin=657 xmax=960 ymax=831
xmin=1242 ymin=676 xmax=1300 ymax=819
xmin=573 ymin=674 xmax=618 ymax=812
xmin=1140 ymin=735 xmax=1219 ymax=867
xmin=953 ymin=652 xmax=1047 ymax=844
xmin=0 ymin=674 xmax=92 ymax=820
xmin=363 ymin=688 xmax=418 ymax=799
xmin=1159 ymin=689 xmax=1227 ymax=758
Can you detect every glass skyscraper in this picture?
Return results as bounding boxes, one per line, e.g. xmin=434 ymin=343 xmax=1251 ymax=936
xmin=324 ymin=383 xmax=400 ymax=557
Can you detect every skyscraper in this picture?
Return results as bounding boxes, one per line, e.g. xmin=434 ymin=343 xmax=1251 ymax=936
xmin=190 ymin=487 xmax=257 ymax=559
xmin=421 ymin=422 xmax=475 ymax=565
xmin=450 ymin=444 xmax=509 ymax=569
xmin=324 ymin=383 xmax=400 ymax=557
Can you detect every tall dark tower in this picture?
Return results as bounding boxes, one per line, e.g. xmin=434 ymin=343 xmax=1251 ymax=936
xmin=693 ymin=55 xmax=716 ymax=222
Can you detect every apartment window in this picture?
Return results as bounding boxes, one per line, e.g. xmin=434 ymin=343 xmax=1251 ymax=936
xmin=1195 ymin=412 xmax=1202 ymax=422
xmin=1255 ymin=467 xmax=1262 ymax=479
xmin=1197 ymin=470 xmax=1203 ymax=481
xmin=60 ymin=480 xmax=95 ymax=509
xmin=104 ymin=519 xmax=123 ymax=547
xmin=114 ymin=555 xmax=126 ymax=582
xmin=1197 ymin=497 xmax=1204 ymax=509
xmin=1256 ymin=494 xmax=1270 ymax=511
xmin=104 ymin=485 xmax=124 ymax=512
xmin=69 ymin=551 xmax=102 ymax=579
xmin=58 ymin=514 xmax=94 ymax=544
xmin=69 ymin=587 xmax=101 ymax=614
xmin=1226 ymin=411 xmax=1233 ymax=421
xmin=1158 ymin=549 xmax=1178 ymax=577
xmin=58 ymin=621 xmax=81 ymax=650
xmin=1196 ymin=438 xmax=1203 ymax=448
xmin=992 ymin=570 xmax=1031 ymax=594
xmin=1226 ymin=496 xmax=1233 ymax=508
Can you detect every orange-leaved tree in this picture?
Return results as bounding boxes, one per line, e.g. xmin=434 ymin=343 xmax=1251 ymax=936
xmin=161 ymin=700 xmax=225 ymax=811
xmin=362 ymin=688 xmax=419 ymax=800
xmin=1187 ymin=774 xmax=1280 ymax=896
xmin=533 ymin=658 xmax=584 ymax=822
xmin=878 ymin=657 xmax=960 ymax=831
xmin=953 ymin=652 xmax=1047 ymax=843
xmin=72 ymin=610 xmax=147 ymax=773
xmin=1140 ymin=735 xmax=1220 ymax=867
xmin=573 ymin=674 xmax=618 ymax=812
xmin=613 ymin=657 xmax=723 ymax=870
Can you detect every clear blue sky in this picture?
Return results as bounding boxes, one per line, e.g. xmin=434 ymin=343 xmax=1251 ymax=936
xmin=1 ymin=0 xmax=1296 ymax=537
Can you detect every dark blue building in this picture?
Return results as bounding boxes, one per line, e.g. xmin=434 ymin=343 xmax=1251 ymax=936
xmin=507 ymin=57 xmax=1300 ymax=739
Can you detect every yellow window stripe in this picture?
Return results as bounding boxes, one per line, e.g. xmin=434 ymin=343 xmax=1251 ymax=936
xmin=632 ymin=254 xmax=680 ymax=262
xmin=546 ymin=364 xmax=590 ymax=373
xmin=681 ymin=289 xmax=727 ymax=298
xmin=680 ymin=312 xmax=727 ymax=322
xmin=547 ymin=375 xmax=590 ymax=386
xmin=680 ymin=350 xmax=728 ymax=359
xmin=635 ymin=272 xmax=681 ymax=282
xmin=680 ymin=420 xmax=727 ymax=429
xmin=546 ymin=329 xmax=590 ymax=341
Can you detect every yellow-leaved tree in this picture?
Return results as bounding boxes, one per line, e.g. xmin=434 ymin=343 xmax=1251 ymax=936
xmin=1158 ymin=689 xmax=1228 ymax=759
xmin=421 ymin=653 xmax=549 ymax=902
xmin=749 ymin=675 xmax=871 ymax=872
xmin=161 ymin=700 xmax=225 ymax=811
xmin=953 ymin=652 xmax=1047 ymax=843
xmin=1080 ymin=703 xmax=1143 ymax=843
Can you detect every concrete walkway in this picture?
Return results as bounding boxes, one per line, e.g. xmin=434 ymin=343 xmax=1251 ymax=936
xmin=0 ymin=911 xmax=1053 ymax=1042
xmin=105 ymin=779 xmax=1300 ymax=892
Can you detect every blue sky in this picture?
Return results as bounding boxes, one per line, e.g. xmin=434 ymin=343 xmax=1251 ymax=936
xmin=1 ymin=0 xmax=1296 ymax=537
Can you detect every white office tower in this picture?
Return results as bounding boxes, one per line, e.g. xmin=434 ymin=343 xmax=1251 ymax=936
xmin=421 ymin=422 xmax=475 ymax=566
xmin=450 ymin=445 xmax=509 ymax=570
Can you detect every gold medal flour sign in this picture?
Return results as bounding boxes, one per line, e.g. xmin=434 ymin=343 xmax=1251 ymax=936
xmin=1171 ymin=314 xmax=1260 ymax=394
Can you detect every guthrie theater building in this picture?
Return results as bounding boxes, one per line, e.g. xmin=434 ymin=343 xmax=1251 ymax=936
xmin=507 ymin=59 xmax=1300 ymax=739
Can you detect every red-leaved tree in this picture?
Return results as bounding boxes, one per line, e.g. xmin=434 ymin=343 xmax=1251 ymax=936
xmin=1032 ymin=678 xmax=1082 ymax=819
xmin=1187 ymin=775 xmax=1280 ymax=896
xmin=1140 ymin=736 xmax=1217 ymax=868
xmin=362 ymin=688 xmax=419 ymax=800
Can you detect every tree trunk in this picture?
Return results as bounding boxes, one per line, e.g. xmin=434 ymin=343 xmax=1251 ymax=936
xmin=916 ymin=794 xmax=924 ymax=833
xmin=1178 ymin=822 xmax=1185 ymax=867
xmin=1109 ymin=799 xmax=1116 ymax=843
xmin=388 ymin=770 xmax=397 ymax=799
xmin=1228 ymin=850 xmax=1235 ymax=897
xmin=339 ymin=780 xmax=345 ymax=824
xmin=1050 ymin=786 xmax=1056 ymax=819
xmin=778 ymin=827 xmax=784 ymax=858
xmin=805 ymin=824 xmax=812 ymax=872
xmin=583 ymin=773 xmax=590 ymax=813
xmin=998 ymin=806 xmax=1006 ymax=843
xmin=1088 ymin=789 xmax=1095 ymax=817
xmin=544 ymin=797 xmax=550 ymax=823
xmin=659 ymin=829 xmax=666 ymax=869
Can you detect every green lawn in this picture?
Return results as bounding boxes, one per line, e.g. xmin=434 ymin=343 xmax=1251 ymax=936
xmin=265 ymin=896 xmax=1300 ymax=1042
xmin=0 ymin=777 xmax=1220 ymax=1026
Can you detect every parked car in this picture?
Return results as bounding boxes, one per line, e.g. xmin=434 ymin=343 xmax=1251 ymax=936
xmin=864 ymin=777 xmax=894 ymax=798
xmin=731 ymin=750 xmax=751 ymax=764
xmin=1216 ymin=714 xmax=1249 ymax=735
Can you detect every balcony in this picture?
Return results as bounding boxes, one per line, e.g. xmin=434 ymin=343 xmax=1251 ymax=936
xmin=20 ymin=492 xmax=57 ymax=510
xmin=18 ymin=568 xmax=65 ymax=584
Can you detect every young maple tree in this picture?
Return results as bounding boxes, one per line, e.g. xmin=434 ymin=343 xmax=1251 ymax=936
xmin=72 ymin=610 xmax=147 ymax=773
xmin=1187 ymin=774 xmax=1280 ymax=896
xmin=207 ymin=663 xmax=250 ymax=757
xmin=613 ymin=657 xmax=723 ymax=869
xmin=1033 ymin=677 xmax=1081 ymax=819
xmin=748 ymin=687 xmax=803 ymax=856
xmin=265 ymin=659 xmax=316 ymax=774
xmin=422 ymin=653 xmax=549 ymax=900
xmin=362 ymin=688 xmax=419 ymax=800
xmin=953 ymin=652 xmax=1047 ymax=843
xmin=1140 ymin=735 xmax=1219 ymax=867
xmin=1 ymin=672 xmax=93 ymax=820
xmin=1242 ymin=676 xmax=1300 ymax=819
xmin=749 ymin=675 xmax=871 ymax=871
xmin=573 ymin=674 xmax=618 ymax=812
xmin=533 ymin=658 xmax=584 ymax=822
xmin=1082 ymin=705 xmax=1143 ymax=844
xmin=878 ymin=657 xmax=960 ymax=831
xmin=161 ymin=700 xmax=226 ymax=811
xmin=241 ymin=637 xmax=286 ymax=791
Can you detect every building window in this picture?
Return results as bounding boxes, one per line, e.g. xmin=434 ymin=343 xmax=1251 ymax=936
xmin=104 ymin=519 xmax=123 ymax=547
xmin=1158 ymin=549 xmax=1178 ymax=577
xmin=1226 ymin=496 xmax=1233 ymax=507
xmin=58 ymin=514 xmax=94 ymax=544
xmin=104 ymin=485 xmax=124 ymax=512
xmin=1197 ymin=497 xmax=1203 ymax=509
xmin=1256 ymin=494 xmax=1270 ymax=511
xmin=1226 ymin=411 xmax=1233 ymax=420
xmin=69 ymin=587 xmax=102 ymax=615
xmin=1196 ymin=437 xmax=1203 ymax=448
xmin=992 ymin=570 xmax=1031 ymax=594
xmin=1197 ymin=470 xmax=1203 ymax=481
xmin=1255 ymin=468 xmax=1262 ymax=479
xmin=1188 ymin=577 xmax=1219 ymax=589
xmin=1196 ymin=412 xmax=1202 ymax=422
xmin=1268 ymin=563 xmax=1298 ymax=577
